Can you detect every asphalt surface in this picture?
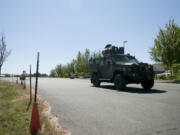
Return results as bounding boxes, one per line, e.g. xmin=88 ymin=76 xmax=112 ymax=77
xmin=3 ymin=78 xmax=180 ymax=135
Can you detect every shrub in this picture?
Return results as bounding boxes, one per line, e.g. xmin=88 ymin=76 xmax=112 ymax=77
xmin=155 ymin=75 xmax=172 ymax=80
xmin=172 ymin=64 xmax=180 ymax=80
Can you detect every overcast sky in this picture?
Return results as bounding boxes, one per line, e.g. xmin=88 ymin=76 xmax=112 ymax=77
xmin=0 ymin=0 xmax=180 ymax=74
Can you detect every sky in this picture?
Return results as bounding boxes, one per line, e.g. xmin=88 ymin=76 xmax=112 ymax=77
xmin=0 ymin=0 xmax=180 ymax=74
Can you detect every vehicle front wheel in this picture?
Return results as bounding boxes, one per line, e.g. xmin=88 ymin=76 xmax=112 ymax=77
xmin=114 ymin=74 xmax=126 ymax=90
xmin=141 ymin=79 xmax=154 ymax=89
xmin=92 ymin=74 xmax=100 ymax=87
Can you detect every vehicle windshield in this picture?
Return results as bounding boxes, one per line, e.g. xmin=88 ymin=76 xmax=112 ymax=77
xmin=115 ymin=56 xmax=139 ymax=63
xmin=128 ymin=56 xmax=139 ymax=63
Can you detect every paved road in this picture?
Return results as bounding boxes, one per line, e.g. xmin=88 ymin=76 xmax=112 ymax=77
xmin=3 ymin=78 xmax=180 ymax=135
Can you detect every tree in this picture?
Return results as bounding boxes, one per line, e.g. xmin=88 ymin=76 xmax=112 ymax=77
xmin=150 ymin=19 xmax=180 ymax=74
xmin=55 ymin=64 xmax=63 ymax=77
xmin=84 ymin=49 xmax=90 ymax=73
xmin=0 ymin=35 xmax=11 ymax=75
xmin=49 ymin=48 xmax=103 ymax=77
xmin=50 ymin=69 xmax=57 ymax=77
xmin=91 ymin=50 xmax=102 ymax=59
xmin=70 ymin=59 xmax=76 ymax=73
xmin=76 ymin=51 xmax=82 ymax=73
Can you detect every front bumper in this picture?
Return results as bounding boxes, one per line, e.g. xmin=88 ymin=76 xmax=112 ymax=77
xmin=125 ymin=68 xmax=154 ymax=83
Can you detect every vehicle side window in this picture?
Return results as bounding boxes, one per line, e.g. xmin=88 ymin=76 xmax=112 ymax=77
xmin=89 ymin=59 xmax=93 ymax=64
xmin=116 ymin=56 xmax=127 ymax=62
xmin=106 ymin=59 xmax=112 ymax=65
xmin=100 ymin=59 xmax=104 ymax=66
xmin=95 ymin=59 xmax=100 ymax=64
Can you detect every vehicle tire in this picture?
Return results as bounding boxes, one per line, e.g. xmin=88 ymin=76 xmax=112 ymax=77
xmin=141 ymin=79 xmax=154 ymax=89
xmin=114 ymin=74 xmax=126 ymax=90
xmin=92 ymin=74 xmax=100 ymax=87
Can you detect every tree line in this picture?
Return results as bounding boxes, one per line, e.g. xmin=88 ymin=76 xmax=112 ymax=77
xmin=50 ymin=49 xmax=102 ymax=77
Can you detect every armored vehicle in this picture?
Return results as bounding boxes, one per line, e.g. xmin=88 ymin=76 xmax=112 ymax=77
xmin=89 ymin=44 xmax=155 ymax=90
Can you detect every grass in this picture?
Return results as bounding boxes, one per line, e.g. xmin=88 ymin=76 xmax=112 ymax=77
xmin=0 ymin=81 xmax=67 ymax=135
xmin=175 ymin=74 xmax=180 ymax=80
xmin=155 ymin=74 xmax=180 ymax=81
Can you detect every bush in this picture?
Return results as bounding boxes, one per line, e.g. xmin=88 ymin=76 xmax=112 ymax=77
xmin=174 ymin=73 xmax=180 ymax=80
xmin=155 ymin=75 xmax=172 ymax=80
xmin=172 ymin=63 xmax=180 ymax=80
xmin=73 ymin=72 xmax=78 ymax=78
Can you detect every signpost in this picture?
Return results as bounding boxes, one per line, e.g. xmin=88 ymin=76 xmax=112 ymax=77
xmin=20 ymin=70 xmax=26 ymax=85
xmin=30 ymin=52 xmax=41 ymax=135
xmin=34 ymin=53 xmax=39 ymax=103
xmin=16 ymin=75 xmax=18 ymax=84
xmin=27 ymin=64 xmax=32 ymax=111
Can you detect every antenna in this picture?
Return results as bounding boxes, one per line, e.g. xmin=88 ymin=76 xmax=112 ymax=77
xmin=123 ymin=41 xmax=128 ymax=53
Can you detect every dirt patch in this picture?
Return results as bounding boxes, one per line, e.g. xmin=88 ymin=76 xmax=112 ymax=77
xmin=37 ymin=95 xmax=71 ymax=135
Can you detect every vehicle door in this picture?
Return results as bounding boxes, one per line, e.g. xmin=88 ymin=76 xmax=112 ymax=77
xmin=97 ymin=58 xmax=104 ymax=78
xmin=103 ymin=58 xmax=113 ymax=79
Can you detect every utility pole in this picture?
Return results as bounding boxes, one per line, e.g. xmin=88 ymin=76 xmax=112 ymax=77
xmin=27 ymin=64 xmax=32 ymax=111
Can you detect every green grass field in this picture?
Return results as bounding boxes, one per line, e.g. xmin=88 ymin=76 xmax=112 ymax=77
xmin=0 ymin=81 xmax=31 ymax=134
xmin=0 ymin=81 xmax=65 ymax=135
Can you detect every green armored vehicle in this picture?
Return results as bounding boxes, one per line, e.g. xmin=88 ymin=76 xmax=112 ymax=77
xmin=89 ymin=44 xmax=155 ymax=90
